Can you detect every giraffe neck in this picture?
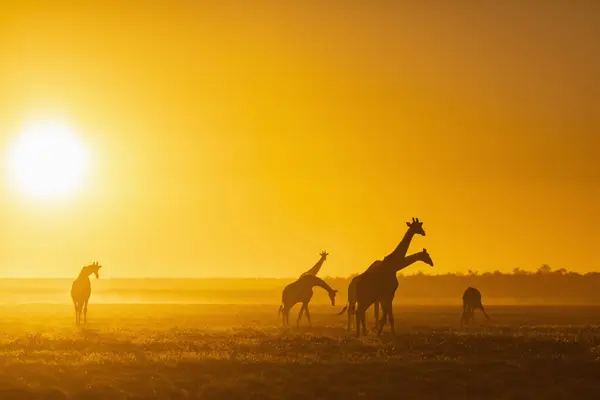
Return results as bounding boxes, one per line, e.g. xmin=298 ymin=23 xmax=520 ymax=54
xmin=384 ymin=228 xmax=416 ymax=265
xmin=305 ymin=275 xmax=334 ymax=295
xmin=77 ymin=267 xmax=91 ymax=280
xmin=301 ymin=256 xmax=327 ymax=277
xmin=394 ymin=252 xmax=427 ymax=273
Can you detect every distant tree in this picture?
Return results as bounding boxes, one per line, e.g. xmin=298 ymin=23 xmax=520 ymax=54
xmin=553 ymin=268 xmax=567 ymax=275
xmin=513 ymin=267 xmax=529 ymax=275
xmin=537 ymin=264 xmax=552 ymax=274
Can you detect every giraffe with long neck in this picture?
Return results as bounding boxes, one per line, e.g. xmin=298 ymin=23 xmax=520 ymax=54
xmin=71 ymin=261 xmax=102 ymax=325
xmin=338 ymin=250 xmax=431 ymax=331
xmin=377 ymin=218 xmax=425 ymax=268
xmin=340 ymin=218 xmax=425 ymax=331
xmin=370 ymin=248 xmax=434 ymax=336
xmin=300 ymin=251 xmax=329 ymax=278
xmin=278 ymin=275 xmax=338 ymax=328
xmin=354 ymin=218 xmax=431 ymax=337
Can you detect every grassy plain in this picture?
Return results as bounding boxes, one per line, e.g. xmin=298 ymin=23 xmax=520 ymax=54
xmin=0 ymin=304 xmax=600 ymax=399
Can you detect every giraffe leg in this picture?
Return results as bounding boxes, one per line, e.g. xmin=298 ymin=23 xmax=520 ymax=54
xmin=355 ymin=307 xmax=362 ymax=337
xmin=378 ymin=307 xmax=388 ymax=336
xmin=73 ymin=301 xmax=78 ymax=325
xmin=378 ymin=300 xmax=393 ymax=336
xmin=304 ymin=304 xmax=312 ymax=328
xmin=347 ymin=303 xmax=352 ymax=331
xmin=373 ymin=301 xmax=380 ymax=331
xmin=361 ymin=310 xmax=367 ymax=336
xmin=466 ymin=306 xmax=473 ymax=325
xmin=356 ymin=306 xmax=367 ymax=337
xmin=387 ymin=303 xmax=395 ymax=336
xmin=297 ymin=304 xmax=305 ymax=327
xmin=83 ymin=299 xmax=89 ymax=325
xmin=76 ymin=302 xmax=83 ymax=326
xmin=283 ymin=308 xmax=289 ymax=327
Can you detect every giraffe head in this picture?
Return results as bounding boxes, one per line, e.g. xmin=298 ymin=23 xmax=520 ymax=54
xmin=88 ymin=261 xmax=102 ymax=278
xmin=406 ymin=217 xmax=426 ymax=236
xmin=329 ymin=289 xmax=339 ymax=306
xmin=420 ymin=248 xmax=434 ymax=267
xmin=320 ymin=251 xmax=329 ymax=260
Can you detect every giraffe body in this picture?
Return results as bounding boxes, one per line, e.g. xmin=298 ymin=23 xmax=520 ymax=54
xmin=461 ymin=287 xmax=490 ymax=325
xmin=279 ymin=275 xmax=338 ymax=328
xmin=71 ymin=262 xmax=101 ymax=325
xmin=355 ymin=249 xmax=434 ymax=337
xmin=340 ymin=218 xmax=426 ymax=333
xmin=337 ymin=261 xmax=384 ymax=331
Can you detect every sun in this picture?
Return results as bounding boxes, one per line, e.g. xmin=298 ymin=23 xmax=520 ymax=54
xmin=6 ymin=120 xmax=90 ymax=199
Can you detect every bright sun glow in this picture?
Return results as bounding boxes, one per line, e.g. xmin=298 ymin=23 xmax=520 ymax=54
xmin=6 ymin=120 xmax=90 ymax=199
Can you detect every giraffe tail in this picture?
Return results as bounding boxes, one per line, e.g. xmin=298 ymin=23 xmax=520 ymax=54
xmin=336 ymin=305 xmax=348 ymax=316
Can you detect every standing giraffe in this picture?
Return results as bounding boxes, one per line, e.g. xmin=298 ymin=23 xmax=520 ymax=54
xmin=461 ymin=287 xmax=490 ymax=326
xmin=300 ymin=250 xmax=329 ymax=278
xmin=373 ymin=249 xmax=434 ymax=335
xmin=71 ymin=261 xmax=102 ymax=325
xmin=278 ymin=275 xmax=338 ymax=328
xmin=338 ymin=250 xmax=432 ymax=331
xmin=340 ymin=218 xmax=425 ymax=331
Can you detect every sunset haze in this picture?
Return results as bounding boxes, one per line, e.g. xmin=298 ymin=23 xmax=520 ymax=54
xmin=1 ymin=1 xmax=598 ymax=278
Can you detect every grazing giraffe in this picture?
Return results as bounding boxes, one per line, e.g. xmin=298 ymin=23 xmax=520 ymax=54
xmin=300 ymin=250 xmax=329 ymax=278
xmin=71 ymin=261 xmax=102 ymax=325
xmin=338 ymin=251 xmax=431 ymax=331
xmin=353 ymin=249 xmax=434 ymax=336
xmin=278 ymin=275 xmax=338 ymax=328
xmin=461 ymin=287 xmax=491 ymax=326
xmin=339 ymin=218 xmax=426 ymax=331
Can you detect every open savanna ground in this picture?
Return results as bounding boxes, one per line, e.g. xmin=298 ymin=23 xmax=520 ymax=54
xmin=1 ymin=304 xmax=600 ymax=399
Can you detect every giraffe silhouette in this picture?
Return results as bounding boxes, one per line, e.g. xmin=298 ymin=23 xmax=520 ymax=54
xmin=461 ymin=287 xmax=491 ymax=326
xmin=300 ymin=250 xmax=329 ymax=277
xmin=71 ymin=261 xmax=102 ymax=325
xmin=354 ymin=249 xmax=434 ymax=336
xmin=374 ymin=248 xmax=434 ymax=335
xmin=338 ymin=250 xmax=432 ymax=331
xmin=340 ymin=218 xmax=425 ymax=331
xmin=278 ymin=275 xmax=338 ymax=328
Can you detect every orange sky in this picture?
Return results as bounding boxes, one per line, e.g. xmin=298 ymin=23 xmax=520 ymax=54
xmin=0 ymin=2 xmax=598 ymax=277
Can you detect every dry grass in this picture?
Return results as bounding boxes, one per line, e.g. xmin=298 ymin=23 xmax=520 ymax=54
xmin=0 ymin=304 xmax=599 ymax=399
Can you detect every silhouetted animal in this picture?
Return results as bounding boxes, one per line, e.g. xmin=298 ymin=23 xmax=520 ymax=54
xmin=278 ymin=275 xmax=338 ymax=328
xmin=461 ymin=287 xmax=490 ymax=325
xmin=71 ymin=261 xmax=102 ymax=325
xmin=341 ymin=218 xmax=426 ymax=333
xmin=337 ymin=266 xmax=378 ymax=331
xmin=355 ymin=249 xmax=434 ymax=336
xmin=300 ymin=250 xmax=329 ymax=277
xmin=338 ymin=251 xmax=431 ymax=332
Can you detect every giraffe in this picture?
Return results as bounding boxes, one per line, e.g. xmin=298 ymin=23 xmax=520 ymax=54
xmin=278 ymin=275 xmax=338 ymax=328
xmin=337 ymin=251 xmax=429 ymax=331
xmin=339 ymin=218 xmax=426 ymax=331
xmin=71 ymin=261 xmax=102 ymax=325
xmin=352 ymin=249 xmax=434 ymax=336
xmin=300 ymin=250 xmax=329 ymax=277
xmin=461 ymin=287 xmax=490 ymax=326
xmin=374 ymin=248 xmax=434 ymax=335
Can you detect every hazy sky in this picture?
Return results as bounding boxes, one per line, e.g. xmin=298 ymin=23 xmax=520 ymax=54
xmin=0 ymin=2 xmax=598 ymax=277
